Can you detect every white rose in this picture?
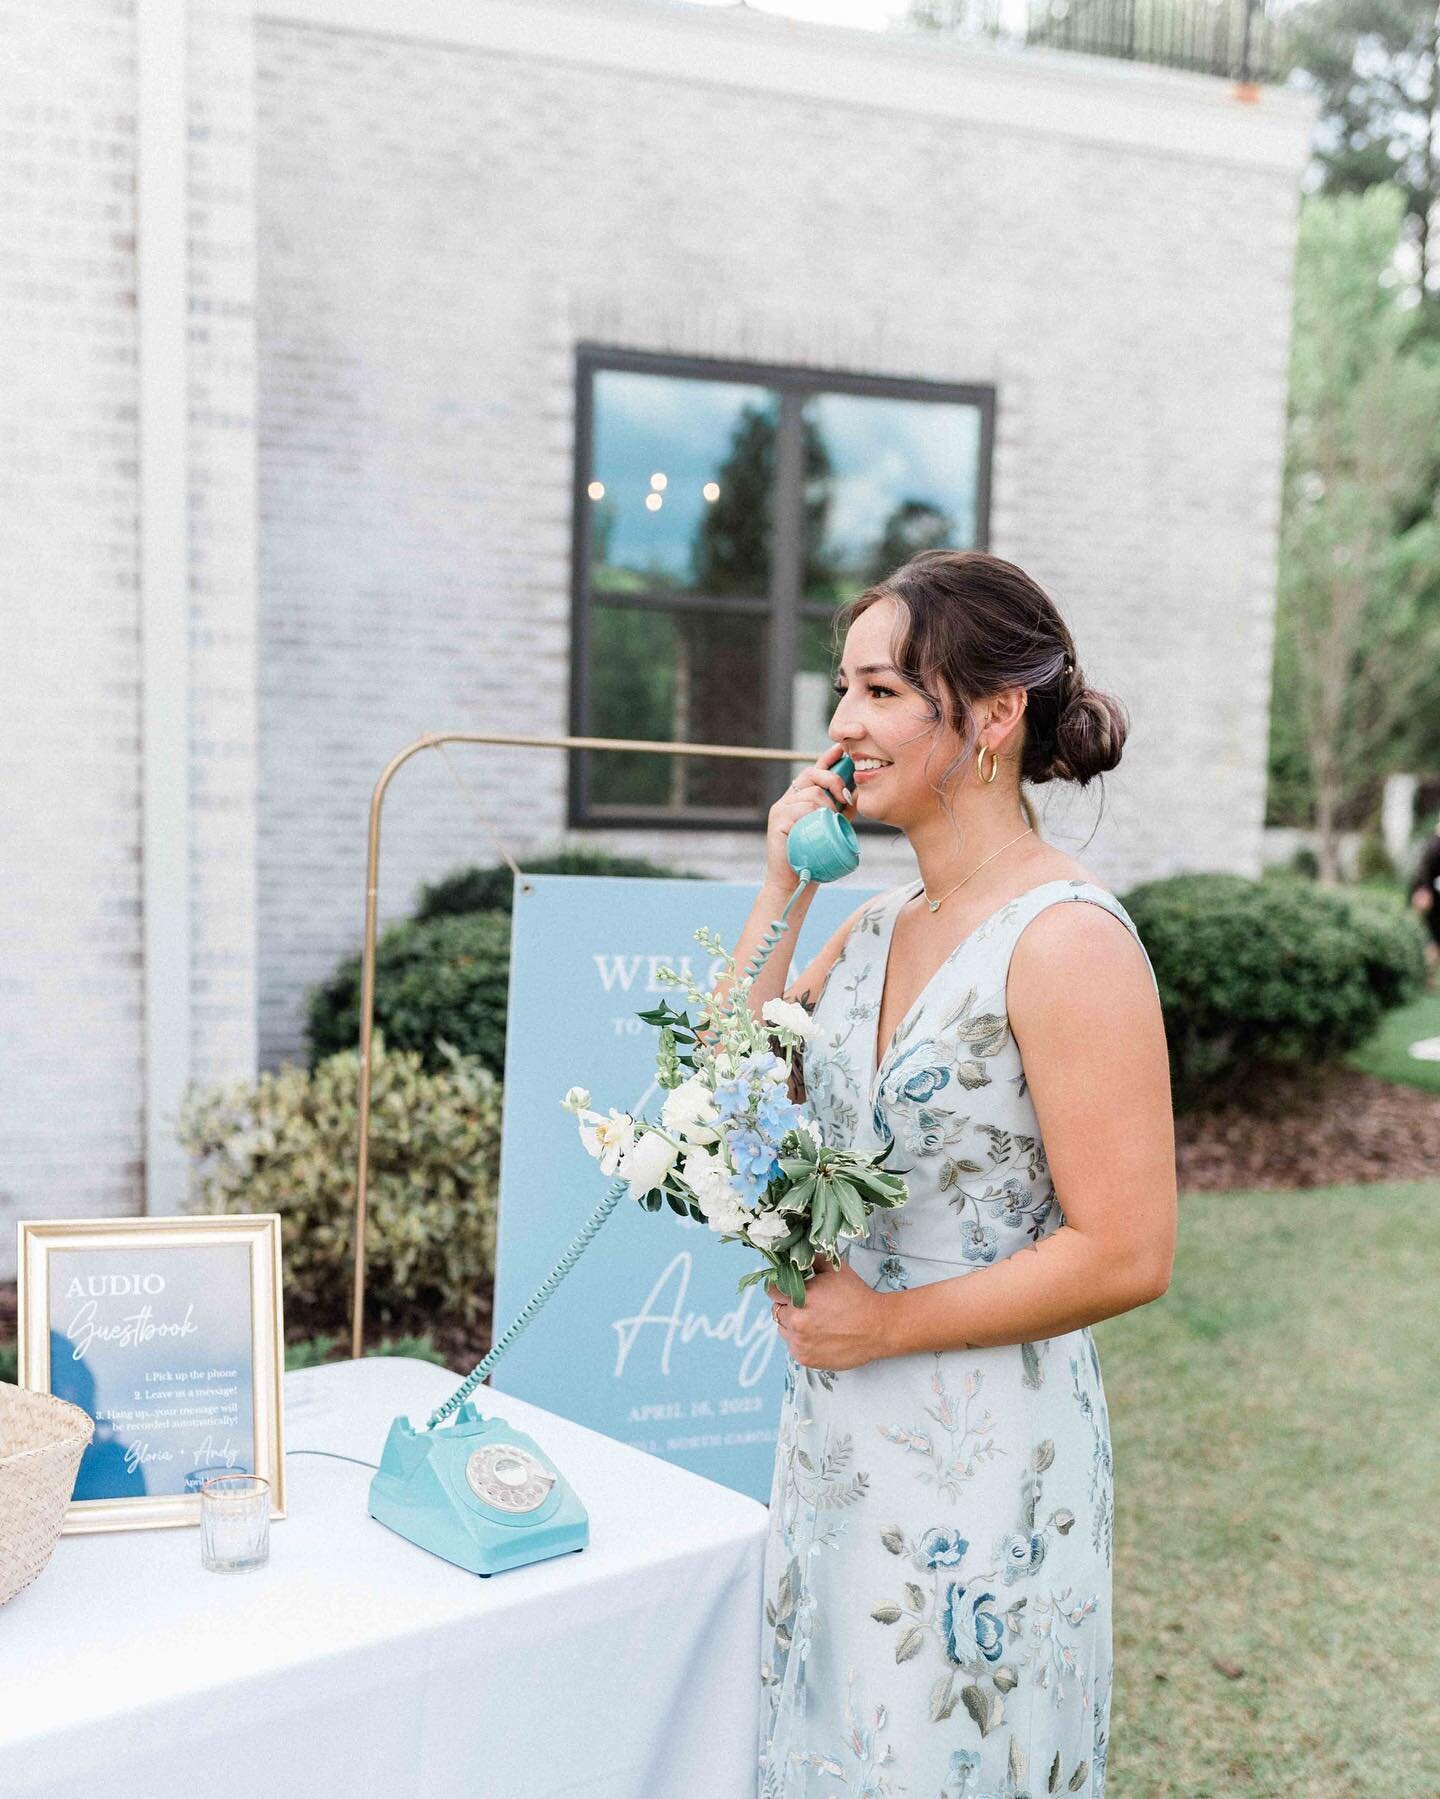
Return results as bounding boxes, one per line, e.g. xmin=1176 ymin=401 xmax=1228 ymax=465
xmin=704 ymin=1193 xmax=752 ymax=1236
xmin=680 ymin=1147 xmax=728 ymax=1204
xmin=745 ymin=1210 xmax=792 ymax=1248
xmin=661 ymin=1076 xmax=721 ymax=1145
xmin=578 ymin=1108 xmax=635 ymax=1176
xmin=616 ymin=1128 xmax=680 ymax=1203
xmin=761 ymin=999 xmax=815 ymax=1043
xmin=680 ymin=1151 xmax=751 ymax=1233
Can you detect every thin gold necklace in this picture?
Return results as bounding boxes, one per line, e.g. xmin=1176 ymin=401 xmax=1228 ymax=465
xmin=920 ymin=827 xmax=1035 ymax=913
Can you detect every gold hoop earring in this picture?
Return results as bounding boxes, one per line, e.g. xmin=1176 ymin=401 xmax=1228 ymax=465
xmin=976 ymin=743 xmax=999 ymax=784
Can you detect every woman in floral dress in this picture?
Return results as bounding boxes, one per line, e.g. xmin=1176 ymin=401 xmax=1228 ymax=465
xmin=726 ymin=551 xmax=1177 ymax=1797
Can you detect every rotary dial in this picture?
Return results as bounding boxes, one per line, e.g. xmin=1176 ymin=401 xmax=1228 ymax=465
xmin=464 ymin=1442 xmax=556 ymax=1514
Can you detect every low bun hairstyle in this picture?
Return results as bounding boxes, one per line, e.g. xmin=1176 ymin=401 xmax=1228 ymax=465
xmin=835 ymin=549 xmax=1129 ymax=796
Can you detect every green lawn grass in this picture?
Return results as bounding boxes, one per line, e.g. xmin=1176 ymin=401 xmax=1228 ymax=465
xmin=4 ymin=1181 xmax=1435 ymax=1793
xmin=1096 ymin=1179 xmax=1440 ymax=1796
xmin=1345 ymin=988 xmax=1440 ymax=1093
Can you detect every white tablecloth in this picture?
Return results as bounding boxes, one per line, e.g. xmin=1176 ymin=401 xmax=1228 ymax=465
xmin=0 ymin=1356 xmax=768 ymax=1798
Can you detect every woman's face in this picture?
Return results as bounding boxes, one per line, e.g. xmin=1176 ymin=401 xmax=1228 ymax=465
xmin=828 ymin=599 xmax=968 ymax=824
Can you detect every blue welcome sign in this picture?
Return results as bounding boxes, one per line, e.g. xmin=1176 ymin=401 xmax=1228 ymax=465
xmin=490 ymin=875 xmax=884 ymax=1502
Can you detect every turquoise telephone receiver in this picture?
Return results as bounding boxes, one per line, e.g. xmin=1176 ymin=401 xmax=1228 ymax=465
xmin=368 ymin=754 xmax=857 ymax=1574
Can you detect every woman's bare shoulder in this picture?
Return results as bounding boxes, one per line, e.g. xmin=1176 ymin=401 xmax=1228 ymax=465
xmin=1029 ymin=849 xmax=1103 ymax=888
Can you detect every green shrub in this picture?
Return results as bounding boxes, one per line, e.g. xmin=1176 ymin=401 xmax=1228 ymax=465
xmin=284 ymin=1331 xmax=450 ymax=1371
xmin=306 ymin=910 xmax=511 ymax=1076
xmin=1120 ymin=871 xmax=1427 ymax=1108
xmin=176 ymin=1037 xmax=501 ymax=1338
xmin=416 ymin=847 xmax=706 ymax=921
xmin=309 ymin=850 xmax=705 ymax=1074
xmin=1355 ymin=828 xmax=1397 ymax=884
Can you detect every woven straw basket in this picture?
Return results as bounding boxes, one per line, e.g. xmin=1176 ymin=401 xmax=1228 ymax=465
xmin=0 ymin=1382 xmax=94 ymax=1606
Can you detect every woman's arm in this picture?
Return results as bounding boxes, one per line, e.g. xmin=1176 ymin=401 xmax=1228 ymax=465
xmin=875 ymin=902 xmax=1177 ymax=1359
xmin=702 ymin=884 xmax=869 ymax=1050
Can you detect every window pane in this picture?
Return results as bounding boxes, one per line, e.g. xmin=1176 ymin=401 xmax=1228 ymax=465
xmin=801 ymin=393 xmax=982 ymax=606
xmin=588 ymin=606 xmax=766 ymax=811
xmin=588 ymin=371 xmax=778 ymax=600
xmin=791 ymin=613 xmax=842 ymax=761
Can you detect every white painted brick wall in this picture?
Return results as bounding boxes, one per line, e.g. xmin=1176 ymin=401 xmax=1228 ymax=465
xmin=0 ymin=0 xmax=146 ymax=1274
xmin=1 ymin=0 xmax=1315 ymax=1271
xmin=0 ymin=0 xmax=257 ymax=1275
xmin=187 ymin=0 xmax=259 ymax=1095
xmin=254 ymin=10 xmax=1312 ymax=1065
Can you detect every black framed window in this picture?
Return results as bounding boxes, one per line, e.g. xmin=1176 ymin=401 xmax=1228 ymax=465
xmin=568 ymin=346 xmax=994 ymax=830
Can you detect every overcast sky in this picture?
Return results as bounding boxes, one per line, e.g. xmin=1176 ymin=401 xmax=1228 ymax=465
xmin=684 ymin=0 xmax=919 ymax=29
xmin=684 ymin=0 xmax=1038 ymax=38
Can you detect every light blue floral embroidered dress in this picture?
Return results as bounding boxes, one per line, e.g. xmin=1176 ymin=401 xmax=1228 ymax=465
xmin=758 ymin=877 xmax=1159 ymax=1799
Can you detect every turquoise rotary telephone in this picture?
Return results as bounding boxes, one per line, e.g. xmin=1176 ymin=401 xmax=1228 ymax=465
xmin=368 ymin=755 xmax=858 ymax=1575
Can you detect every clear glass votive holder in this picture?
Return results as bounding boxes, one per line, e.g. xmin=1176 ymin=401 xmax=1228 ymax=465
xmin=199 ymin=1472 xmax=270 ymax=1573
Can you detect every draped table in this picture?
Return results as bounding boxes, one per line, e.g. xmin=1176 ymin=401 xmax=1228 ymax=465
xmin=0 ymin=1356 xmax=767 ymax=1797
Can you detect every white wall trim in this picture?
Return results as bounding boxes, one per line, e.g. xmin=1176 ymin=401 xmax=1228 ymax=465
xmin=136 ymin=0 xmax=192 ymax=1214
xmin=263 ymin=0 xmax=1318 ymax=172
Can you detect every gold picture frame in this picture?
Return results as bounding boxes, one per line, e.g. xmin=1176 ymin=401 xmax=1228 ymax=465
xmin=17 ymin=1214 xmax=286 ymax=1534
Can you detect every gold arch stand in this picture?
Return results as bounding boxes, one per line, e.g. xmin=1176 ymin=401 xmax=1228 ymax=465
xmin=348 ymin=730 xmax=825 ymax=1357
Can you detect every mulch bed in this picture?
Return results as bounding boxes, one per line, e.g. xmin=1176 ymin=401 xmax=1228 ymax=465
xmin=1173 ymin=1065 xmax=1440 ymax=1192
xmin=4 ymin=1068 xmax=1436 ymax=1368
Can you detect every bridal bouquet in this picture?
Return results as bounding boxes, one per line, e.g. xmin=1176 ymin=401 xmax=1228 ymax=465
xmin=561 ymin=924 xmax=908 ymax=1307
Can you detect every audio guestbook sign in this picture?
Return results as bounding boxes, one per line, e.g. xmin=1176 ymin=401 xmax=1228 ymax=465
xmin=16 ymin=1214 xmax=286 ymax=1532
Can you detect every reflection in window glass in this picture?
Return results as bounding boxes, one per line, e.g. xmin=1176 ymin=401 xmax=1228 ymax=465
xmin=791 ymin=613 xmax=842 ymax=760
xmin=802 ymin=394 xmax=981 ymax=606
xmin=588 ymin=606 xmax=765 ymax=811
xmin=590 ymin=372 xmax=778 ymax=600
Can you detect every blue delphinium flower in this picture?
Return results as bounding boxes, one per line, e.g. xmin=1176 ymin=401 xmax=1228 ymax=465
xmin=712 ymin=1077 xmax=751 ymax=1121
xmin=729 ymin=1128 xmax=778 ymax=1184
xmin=742 ymin=1051 xmax=788 ymax=1086
xmin=754 ymin=1088 xmax=803 ymax=1144
xmin=728 ymin=1163 xmax=770 ymax=1206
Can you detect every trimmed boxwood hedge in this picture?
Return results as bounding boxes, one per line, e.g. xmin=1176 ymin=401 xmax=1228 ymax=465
xmin=306 ymin=856 xmax=1425 ymax=1112
xmin=306 ymin=909 xmax=513 ymax=1078
xmin=1120 ymin=871 xmax=1426 ymax=1108
xmin=415 ymin=847 xmax=705 ymax=921
xmin=306 ymin=849 xmax=702 ymax=1077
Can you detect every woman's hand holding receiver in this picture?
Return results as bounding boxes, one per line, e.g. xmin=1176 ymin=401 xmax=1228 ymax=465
xmin=765 ymin=743 xmax=857 ymax=892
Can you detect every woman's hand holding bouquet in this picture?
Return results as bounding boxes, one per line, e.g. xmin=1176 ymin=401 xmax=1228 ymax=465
xmin=562 ymin=924 xmax=907 ymax=1307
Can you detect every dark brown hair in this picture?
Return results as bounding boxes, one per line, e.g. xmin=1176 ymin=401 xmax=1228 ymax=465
xmin=834 ymin=549 xmax=1129 ymax=805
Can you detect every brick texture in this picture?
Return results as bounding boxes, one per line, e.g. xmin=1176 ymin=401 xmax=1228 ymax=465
xmin=0 ymin=3 xmax=1311 ymax=1270
xmin=0 ymin=0 xmax=257 ymax=1273
xmin=0 ymin=0 xmax=146 ymax=1271
xmin=254 ymin=20 xmax=1306 ymax=1065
